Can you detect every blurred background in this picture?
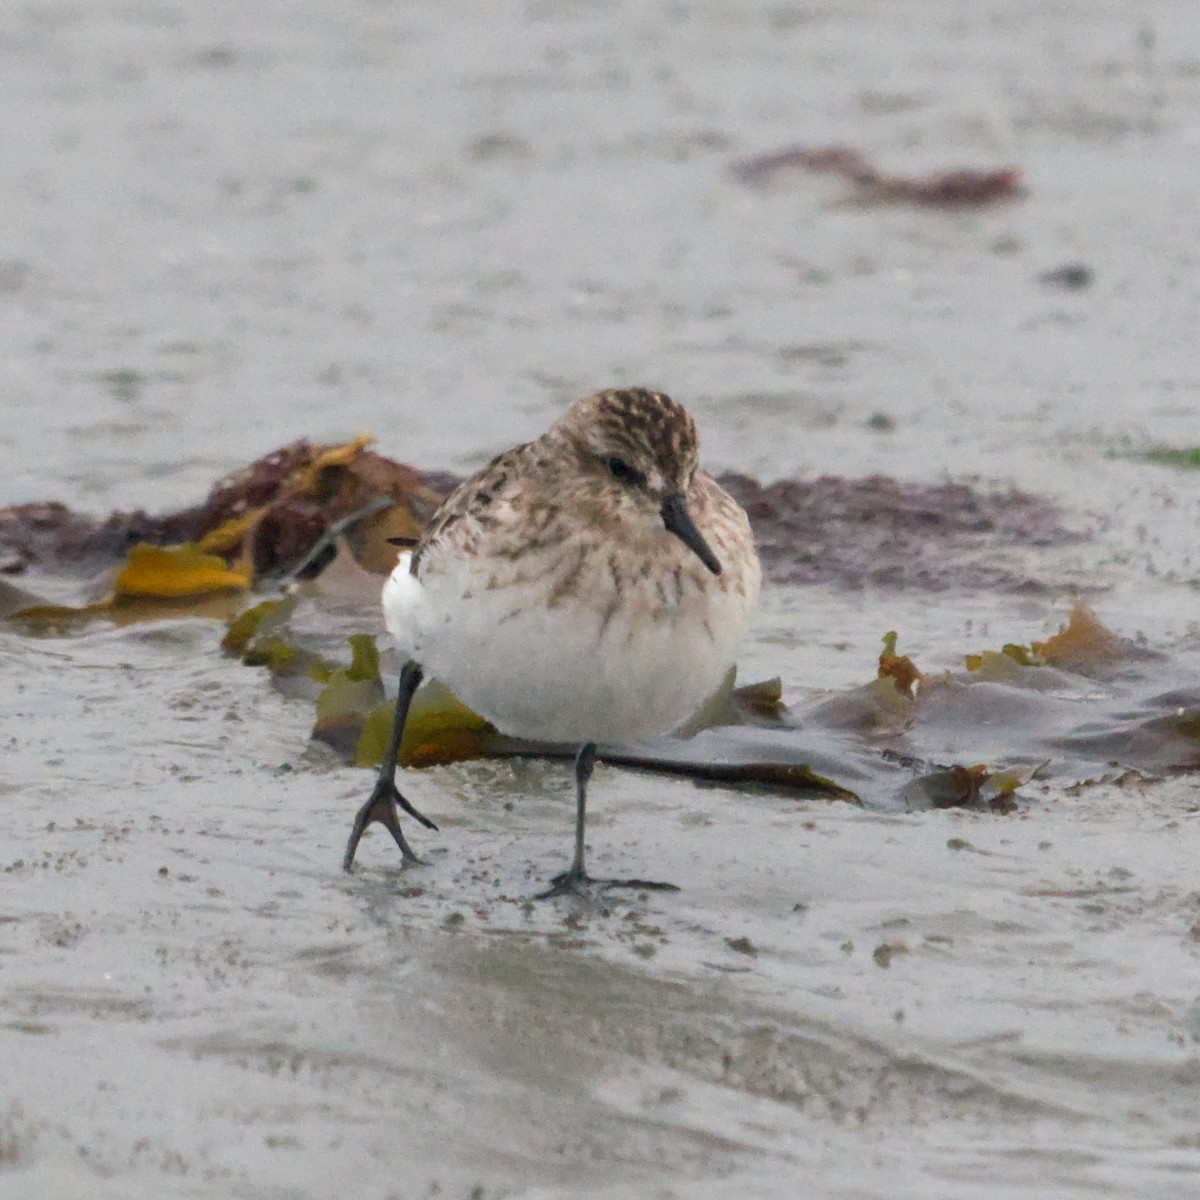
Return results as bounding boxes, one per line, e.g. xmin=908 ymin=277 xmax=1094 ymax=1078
xmin=5 ymin=0 xmax=1198 ymax=517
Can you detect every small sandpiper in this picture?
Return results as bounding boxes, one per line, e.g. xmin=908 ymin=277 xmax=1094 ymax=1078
xmin=343 ymin=387 xmax=761 ymax=897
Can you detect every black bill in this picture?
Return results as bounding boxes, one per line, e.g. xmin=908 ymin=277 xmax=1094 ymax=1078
xmin=660 ymin=493 xmax=722 ymax=575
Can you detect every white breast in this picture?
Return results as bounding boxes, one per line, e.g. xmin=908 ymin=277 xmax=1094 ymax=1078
xmin=381 ymin=550 xmax=756 ymax=745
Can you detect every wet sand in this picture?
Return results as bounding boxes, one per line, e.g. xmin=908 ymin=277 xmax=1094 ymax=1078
xmin=4 ymin=1 xmax=1200 ymax=1197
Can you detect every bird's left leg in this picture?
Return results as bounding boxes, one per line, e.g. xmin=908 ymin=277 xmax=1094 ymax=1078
xmin=537 ymin=742 xmax=679 ymax=900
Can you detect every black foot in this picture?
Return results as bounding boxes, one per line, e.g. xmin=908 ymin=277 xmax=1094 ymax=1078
xmin=535 ymin=867 xmax=680 ymax=902
xmin=343 ymin=779 xmax=437 ymax=872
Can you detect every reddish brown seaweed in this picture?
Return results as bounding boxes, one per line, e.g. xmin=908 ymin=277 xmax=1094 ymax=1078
xmin=732 ymin=144 xmax=1023 ymax=208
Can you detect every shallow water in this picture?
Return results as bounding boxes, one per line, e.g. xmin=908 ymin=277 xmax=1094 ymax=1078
xmin=4 ymin=1 xmax=1200 ymax=1197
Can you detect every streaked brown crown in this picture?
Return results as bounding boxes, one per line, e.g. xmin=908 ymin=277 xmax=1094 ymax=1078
xmin=552 ymin=387 xmax=700 ymax=497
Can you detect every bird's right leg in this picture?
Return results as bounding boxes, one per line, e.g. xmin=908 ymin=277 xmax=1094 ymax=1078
xmin=343 ymin=659 xmax=437 ymax=871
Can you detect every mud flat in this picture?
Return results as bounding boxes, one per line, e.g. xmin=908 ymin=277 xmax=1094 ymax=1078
xmin=4 ymin=1 xmax=1200 ymax=1197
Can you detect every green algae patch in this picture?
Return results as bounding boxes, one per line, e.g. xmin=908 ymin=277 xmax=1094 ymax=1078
xmin=223 ymin=597 xmax=294 ymax=656
xmin=1139 ymin=446 xmax=1200 ymax=469
xmin=311 ymin=634 xmax=387 ymax=759
xmin=359 ymin=682 xmax=497 ymax=770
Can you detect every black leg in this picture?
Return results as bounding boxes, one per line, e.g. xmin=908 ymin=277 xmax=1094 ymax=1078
xmin=343 ymin=660 xmax=438 ymax=871
xmin=570 ymin=740 xmax=596 ymax=881
xmin=536 ymin=742 xmax=679 ymax=901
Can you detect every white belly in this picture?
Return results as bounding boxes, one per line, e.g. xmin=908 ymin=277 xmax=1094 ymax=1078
xmin=382 ymin=552 xmax=750 ymax=745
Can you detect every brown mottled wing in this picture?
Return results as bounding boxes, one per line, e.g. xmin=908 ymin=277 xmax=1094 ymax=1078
xmin=409 ymin=443 xmax=528 ymax=576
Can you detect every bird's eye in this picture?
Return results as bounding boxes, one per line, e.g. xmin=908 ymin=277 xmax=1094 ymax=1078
xmin=605 ymin=456 xmax=633 ymax=482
